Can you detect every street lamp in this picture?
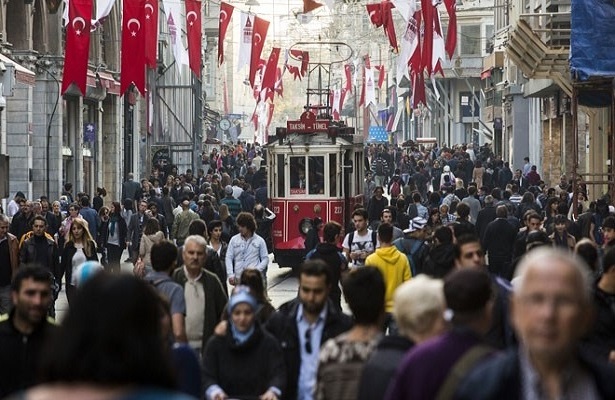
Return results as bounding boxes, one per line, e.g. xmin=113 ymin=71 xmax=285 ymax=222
xmin=36 ymin=60 xmax=60 ymax=199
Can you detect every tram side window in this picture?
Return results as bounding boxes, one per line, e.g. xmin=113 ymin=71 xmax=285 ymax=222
xmin=277 ymin=154 xmax=285 ymax=196
xmin=308 ymin=156 xmax=325 ymax=195
xmin=329 ymin=154 xmax=337 ymax=197
xmin=290 ymin=157 xmax=307 ymax=194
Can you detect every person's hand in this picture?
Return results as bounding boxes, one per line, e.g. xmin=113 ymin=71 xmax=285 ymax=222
xmin=214 ymin=320 xmax=228 ymax=336
xmin=228 ymin=276 xmax=237 ymax=286
xmin=260 ymin=390 xmax=278 ymax=400
xmin=133 ymin=258 xmax=145 ymax=278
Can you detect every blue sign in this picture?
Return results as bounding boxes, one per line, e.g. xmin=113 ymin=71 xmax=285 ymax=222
xmin=84 ymin=122 xmax=96 ymax=143
xmin=368 ymin=126 xmax=388 ymax=143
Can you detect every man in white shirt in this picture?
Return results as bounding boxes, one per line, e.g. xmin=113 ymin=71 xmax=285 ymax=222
xmin=342 ymin=209 xmax=377 ymax=268
xmin=226 ymin=212 xmax=269 ymax=286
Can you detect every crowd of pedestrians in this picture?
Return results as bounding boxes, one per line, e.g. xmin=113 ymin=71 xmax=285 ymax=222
xmin=2 ymin=139 xmax=615 ymax=399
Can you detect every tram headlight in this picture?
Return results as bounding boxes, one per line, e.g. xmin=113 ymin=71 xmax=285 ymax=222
xmin=299 ymin=218 xmax=313 ymax=235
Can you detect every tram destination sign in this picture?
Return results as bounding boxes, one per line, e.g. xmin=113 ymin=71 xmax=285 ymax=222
xmin=287 ymin=111 xmax=330 ymax=133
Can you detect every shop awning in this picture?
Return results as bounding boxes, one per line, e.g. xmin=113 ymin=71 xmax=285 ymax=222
xmin=0 ymin=53 xmax=35 ymax=86
xmin=87 ymin=70 xmax=120 ymax=95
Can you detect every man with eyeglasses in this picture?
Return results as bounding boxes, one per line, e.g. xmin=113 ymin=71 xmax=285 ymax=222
xmin=454 ymin=234 xmax=515 ymax=350
xmin=266 ymin=260 xmax=352 ymax=400
xmin=457 ymin=248 xmax=615 ymax=400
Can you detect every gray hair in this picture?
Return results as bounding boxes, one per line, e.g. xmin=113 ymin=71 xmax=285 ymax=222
xmin=513 ymin=247 xmax=592 ymax=305
xmin=393 ymin=275 xmax=445 ymax=337
xmin=184 ymin=234 xmax=208 ymax=251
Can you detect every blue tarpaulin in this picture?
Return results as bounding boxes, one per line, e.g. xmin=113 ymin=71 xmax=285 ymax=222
xmin=570 ymin=0 xmax=615 ymax=81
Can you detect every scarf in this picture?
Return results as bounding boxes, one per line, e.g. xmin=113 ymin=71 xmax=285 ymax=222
xmin=230 ymin=322 xmax=255 ymax=345
xmin=109 ymin=214 xmax=119 ymax=237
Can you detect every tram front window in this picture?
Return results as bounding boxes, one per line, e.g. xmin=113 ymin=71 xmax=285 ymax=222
xmin=308 ymin=156 xmax=325 ymax=195
xmin=290 ymin=157 xmax=307 ymax=194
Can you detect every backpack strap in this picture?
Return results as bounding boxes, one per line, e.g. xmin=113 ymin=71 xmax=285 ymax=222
xmin=434 ymin=345 xmax=492 ymax=400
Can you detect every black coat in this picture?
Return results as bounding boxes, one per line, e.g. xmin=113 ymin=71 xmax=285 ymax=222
xmin=455 ymin=349 xmax=615 ymax=400
xmin=60 ymin=240 xmax=99 ymax=286
xmin=475 ymin=205 xmax=497 ymax=243
xmin=265 ymin=298 xmax=353 ymax=400
xmin=203 ymin=323 xmax=286 ymax=399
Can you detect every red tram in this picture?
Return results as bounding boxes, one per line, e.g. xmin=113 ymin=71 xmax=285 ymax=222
xmin=265 ymin=111 xmax=365 ymax=269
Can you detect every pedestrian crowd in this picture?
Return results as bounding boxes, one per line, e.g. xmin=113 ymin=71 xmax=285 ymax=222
xmin=1 ymin=139 xmax=615 ymax=399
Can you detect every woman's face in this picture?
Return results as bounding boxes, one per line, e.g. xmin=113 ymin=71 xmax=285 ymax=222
xmin=52 ymin=202 xmax=60 ymax=213
xmin=72 ymin=223 xmax=84 ymax=239
xmin=69 ymin=207 xmax=79 ymax=217
xmin=551 ymin=201 xmax=559 ymax=210
xmin=555 ymin=222 xmax=566 ymax=233
xmin=231 ymin=303 xmax=255 ymax=333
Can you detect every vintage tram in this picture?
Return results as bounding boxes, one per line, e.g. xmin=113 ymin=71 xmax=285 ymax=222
xmin=265 ymin=110 xmax=365 ymax=269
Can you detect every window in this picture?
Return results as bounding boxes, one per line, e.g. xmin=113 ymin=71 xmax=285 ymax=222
xmin=290 ymin=156 xmax=307 ymax=194
xmin=308 ymin=156 xmax=325 ymax=195
xmin=485 ymin=25 xmax=494 ymax=54
xmin=329 ymin=154 xmax=337 ymax=197
xmin=460 ymin=25 xmax=481 ymax=55
xmin=277 ymin=154 xmax=284 ymax=196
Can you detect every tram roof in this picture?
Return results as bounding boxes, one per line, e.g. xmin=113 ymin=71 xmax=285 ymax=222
xmin=265 ymin=131 xmax=362 ymax=149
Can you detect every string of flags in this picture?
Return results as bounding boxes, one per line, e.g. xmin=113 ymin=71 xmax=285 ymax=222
xmin=217 ymin=0 xmax=458 ymax=132
xmin=61 ymin=0 xmax=203 ymax=97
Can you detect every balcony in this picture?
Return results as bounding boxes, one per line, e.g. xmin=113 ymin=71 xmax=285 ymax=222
xmin=506 ymin=14 xmax=571 ymax=96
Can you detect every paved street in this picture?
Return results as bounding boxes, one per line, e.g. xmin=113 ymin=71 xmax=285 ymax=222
xmin=55 ymin=251 xmax=302 ymax=323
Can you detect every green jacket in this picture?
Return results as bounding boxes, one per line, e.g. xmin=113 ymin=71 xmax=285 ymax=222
xmin=171 ymin=267 xmax=228 ymax=352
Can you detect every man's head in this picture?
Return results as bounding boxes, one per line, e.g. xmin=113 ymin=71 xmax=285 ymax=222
xmin=188 ymin=219 xmax=207 ymax=238
xmin=151 ymin=240 xmax=178 ymax=273
xmin=299 ymin=259 xmax=332 ymax=315
xmin=343 ymin=267 xmax=385 ymax=326
xmin=496 ymin=205 xmax=508 ymax=219
xmin=351 ymin=209 xmax=369 ymax=234
xmin=182 ymin=235 xmax=208 ymax=272
xmin=138 ymin=200 xmax=148 ymax=214
xmin=377 ymin=222 xmax=394 ymax=245
xmin=0 ymin=214 xmax=8 ymax=239
xmin=512 ymin=248 xmax=592 ymax=364
xmin=207 ymin=220 xmax=223 ymax=241
xmin=236 ymin=212 xmax=257 ymax=236
xmin=454 ymin=235 xmax=485 ymax=270
xmin=322 ymin=221 xmax=342 ymax=244
xmin=381 ymin=208 xmax=394 ymax=225
xmin=602 ymin=216 xmax=615 ymax=245
xmin=444 ymin=268 xmax=493 ymax=331
xmin=80 ymin=196 xmax=91 ymax=208
xmin=525 ymin=212 xmax=542 ymax=232
xmin=31 ymin=215 xmax=47 ymax=237
xmin=11 ymin=266 xmax=53 ymax=330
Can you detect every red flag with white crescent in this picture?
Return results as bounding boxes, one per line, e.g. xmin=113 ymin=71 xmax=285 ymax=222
xmin=144 ymin=0 xmax=158 ymax=69
xmin=120 ymin=0 xmax=145 ymax=95
xmin=420 ymin=0 xmax=433 ymax=74
xmin=249 ymin=16 xmax=269 ymax=87
xmin=61 ymin=0 xmax=92 ymax=95
xmin=344 ymin=63 xmax=352 ymax=92
xmin=366 ymin=3 xmax=383 ymax=26
xmin=261 ymin=47 xmax=280 ymax=93
xmin=186 ymin=0 xmax=202 ymax=78
xmin=218 ymin=2 xmax=234 ymax=65
xmin=444 ymin=0 xmax=457 ymax=59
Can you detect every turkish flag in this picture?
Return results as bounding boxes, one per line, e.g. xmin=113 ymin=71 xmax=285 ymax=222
xmin=274 ymin=67 xmax=284 ymax=98
xmin=144 ymin=0 xmax=158 ymax=69
xmin=344 ymin=63 xmax=352 ymax=92
xmin=409 ymin=11 xmax=422 ymax=74
xmin=61 ymin=0 xmax=92 ymax=95
xmin=421 ymin=0 xmax=434 ymax=74
xmin=249 ymin=16 xmax=269 ymax=87
xmin=444 ymin=0 xmax=457 ymax=59
xmin=382 ymin=1 xmax=398 ymax=52
xmin=218 ymin=2 xmax=234 ymax=65
xmin=261 ymin=47 xmax=280 ymax=92
xmin=303 ymin=0 xmax=323 ymax=13
xmin=120 ymin=0 xmax=145 ymax=95
xmin=186 ymin=0 xmax=201 ymax=78
xmin=366 ymin=3 xmax=383 ymax=26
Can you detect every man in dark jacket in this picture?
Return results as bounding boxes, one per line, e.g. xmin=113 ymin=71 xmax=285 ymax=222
xmin=456 ymin=248 xmax=615 ymax=400
xmin=305 ymin=221 xmax=348 ymax=311
xmin=266 ymin=260 xmax=353 ymax=400
xmin=0 ymin=266 xmax=57 ymax=397
xmin=475 ymin=195 xmax=497 ymax=243
xmin=482 ymin=205 xmax=517 ymax=280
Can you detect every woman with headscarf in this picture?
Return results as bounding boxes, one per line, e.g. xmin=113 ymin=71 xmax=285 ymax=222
xmin=203 ymin=286 xmax=285 ymax=400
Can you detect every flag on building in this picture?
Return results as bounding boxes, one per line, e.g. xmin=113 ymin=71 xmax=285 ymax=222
xmin=303 ymin=0 xmax=323 ymax=13
xmin=238 ymin=12 xmax=252 ymax=71
xmin=218 ymin=2 xmax=234 ymax=65
xmin=62 ymin=0 xmax=92 ymax=95
xmin=249 ymin=16 xmax=269 ymax=87
xmin=420 ymin=0 xmax=434 ymax=74
xmin=376 ymin=65 xmax=386 ymax=89
xmin=120 ymin=0 xmax=145 ymax=95
xmin=162 ymin=0 xmax=189 ymax=74
xmin=443 ymin=0 xmax=457 ymax=59
xmin=144 ymin=0 xmax=158 ymax=69
xmin=92 ymin=0 xmax=115 ymax=26
xmin=432 ymin=5 xmax=446 ymax=76
xmin=261 ymin=47 xmax=280 ymax=93
xmin=186 ymin=0 xmax=202 ymax=78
